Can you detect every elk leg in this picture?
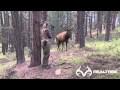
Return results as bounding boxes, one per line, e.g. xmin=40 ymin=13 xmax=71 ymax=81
xmin=62 ymin=42 xmax=64 ymax=51
xmin=66 ymin=41 xmax=68 ymax=51
xmin=57 ymin=42 xmax=60 ymax=51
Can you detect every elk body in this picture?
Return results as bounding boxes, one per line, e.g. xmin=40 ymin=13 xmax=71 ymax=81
xmin=56 ymin=29 xmax=72 ymax=51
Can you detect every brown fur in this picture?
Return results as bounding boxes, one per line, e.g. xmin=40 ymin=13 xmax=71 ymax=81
xmin=56 ymin=30 xmax=72 ymax=51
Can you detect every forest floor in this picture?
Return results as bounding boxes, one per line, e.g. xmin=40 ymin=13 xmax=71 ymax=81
xmin=1 ymin=28 xmax=120 ymax=79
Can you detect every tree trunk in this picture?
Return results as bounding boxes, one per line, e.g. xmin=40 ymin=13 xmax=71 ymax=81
xmin=0 ymin=11 xmax=9 ymax=55
xmin=27 ymin=11 xmax=32 ymax=51
xmin=4 ymin=11 xmax=9 ymax=52
xmin=75 ymin=12 xmax=80 ymax=44
xmin=9 ymin=29 xmax=15 ymax=52
xmin=11 ymin=11 xmax=25 ymax=64
xmin=97 ymin=11 xmax=103 ymax=34
xmin=67 ymin=11 xmax=69 ymax=28
xmin=0 ymin=11 xmax=5 ymax=55
xmin=8 ymin=11 xmax=15 ymax=52
xmin=29 ymin=11 xmax=41 ymax=67
xmin=77 ymin=11 xmax=85 ymax=48
xmin=42 ymin=11 xmax=47 ymax=22
xmin=93 ymin=11 xmax=96 ymax=30
xmin=103 ymin=11 xmax=107 ymax=30
xmin=118 ymin=15 xmax=120 ymax=26
xmin=28 ymin=11 xmax=33 ymax=55
xmin=1 ymin=28 xmax=8 ymax=55
xmin=89 ymin=15 xmax=92 ymax=38
xmin=85 ymin=12 xmax=88 ymax=37
xmin=112 ymin=11 xmax=117 ymax=30
xmin=105 ymin=11 xmax=112 ymax=41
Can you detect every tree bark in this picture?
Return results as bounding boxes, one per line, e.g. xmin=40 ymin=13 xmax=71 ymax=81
xmin=93 ymin=11 xmax=97 ymax=30
xmin=89 ymin=15 xmax=92 ymax=38
xmin=29 ymin=11 xmax=41 ymax=67
xmin=85 ymin=12 xmax=88 ymax=37
xmin=112 ymin=11 xmax=117 ymax=30
xmin=97 ymin=11 xmax=103 ymax=34
xmin=11 ymin=11 xmax=25 ymax=64
xmin=42 ymin=11 xmax=47 ymax=22
xmin=77 ymin=11 xmax=85 ymax=48
xmin=27 ymin=11 xmax=32 ymax=51
xmin=75 ymin=12 xmax=80 ymax=44
xmin=105 ymin=11 xmax=112 ymax=41
xmin=0 ymin=11 xmax=9 ymax=55
xmin=0 ymin=11 xmax=5 ymax=55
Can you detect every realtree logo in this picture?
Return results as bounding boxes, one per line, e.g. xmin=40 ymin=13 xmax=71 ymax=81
xmin=76 ymin=65 xmax=118 ymax=77
xmin=76 ymin=66 xmax=92 ymax=77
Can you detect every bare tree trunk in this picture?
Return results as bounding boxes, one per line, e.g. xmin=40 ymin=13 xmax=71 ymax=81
xmin=29 ymin=11 xmax=33 ymax=55
xmin=11 ymin=11 xmax=25 ymax=64
xmin=105 ymin=11 xmax=112 ymax=41
xmin=57 ymin=11 xmax=60 ymax=32
xmin=9 ymin=29 xmax=15 ymax=52
xmin=28 ymin=11 xmax=32 ymax=51
xmin=1 ymin=29 xmax=7 ymax=55
xmin=112 ymin=11 xmax=117 ymax=30
xmin=103 ymin=11 xmax=107 ymax=30
xmin=29 ymin=11 xmax=41 ymax=67
xmin=4 ymin=11 xmax=9 ymax=52
xmin=8 ymin=11 xmax=15 ymax=52
xmin=75 ymin=12 xmax=80 ymax=44
xmin=118 ymin=15 xmax=120 ymax=26
xmin=93 ymin=11 xmax=96 ymax=30
xmin=0 ymin=11 xmax=5 ymax=55
xmin=77 ymin=11 xmax=85 ymax=48
xmin=42 ymin=11 xmax=47 ymax=22
xmin=97 ymin=11 xmax=103 ymax=34
xmin=67 ymin=11 xmax=69 ymax=28
xmin=85 ymin=12 xmax=88 ymax=37
xmin=0 ymin=11 xmax=9 ymax=55
xmin=89 ymin=15 xmax=92 ymax=38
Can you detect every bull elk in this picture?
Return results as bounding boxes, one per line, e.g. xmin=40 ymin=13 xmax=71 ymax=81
xmin=56 ymin=28 xmax=72 ymax=51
